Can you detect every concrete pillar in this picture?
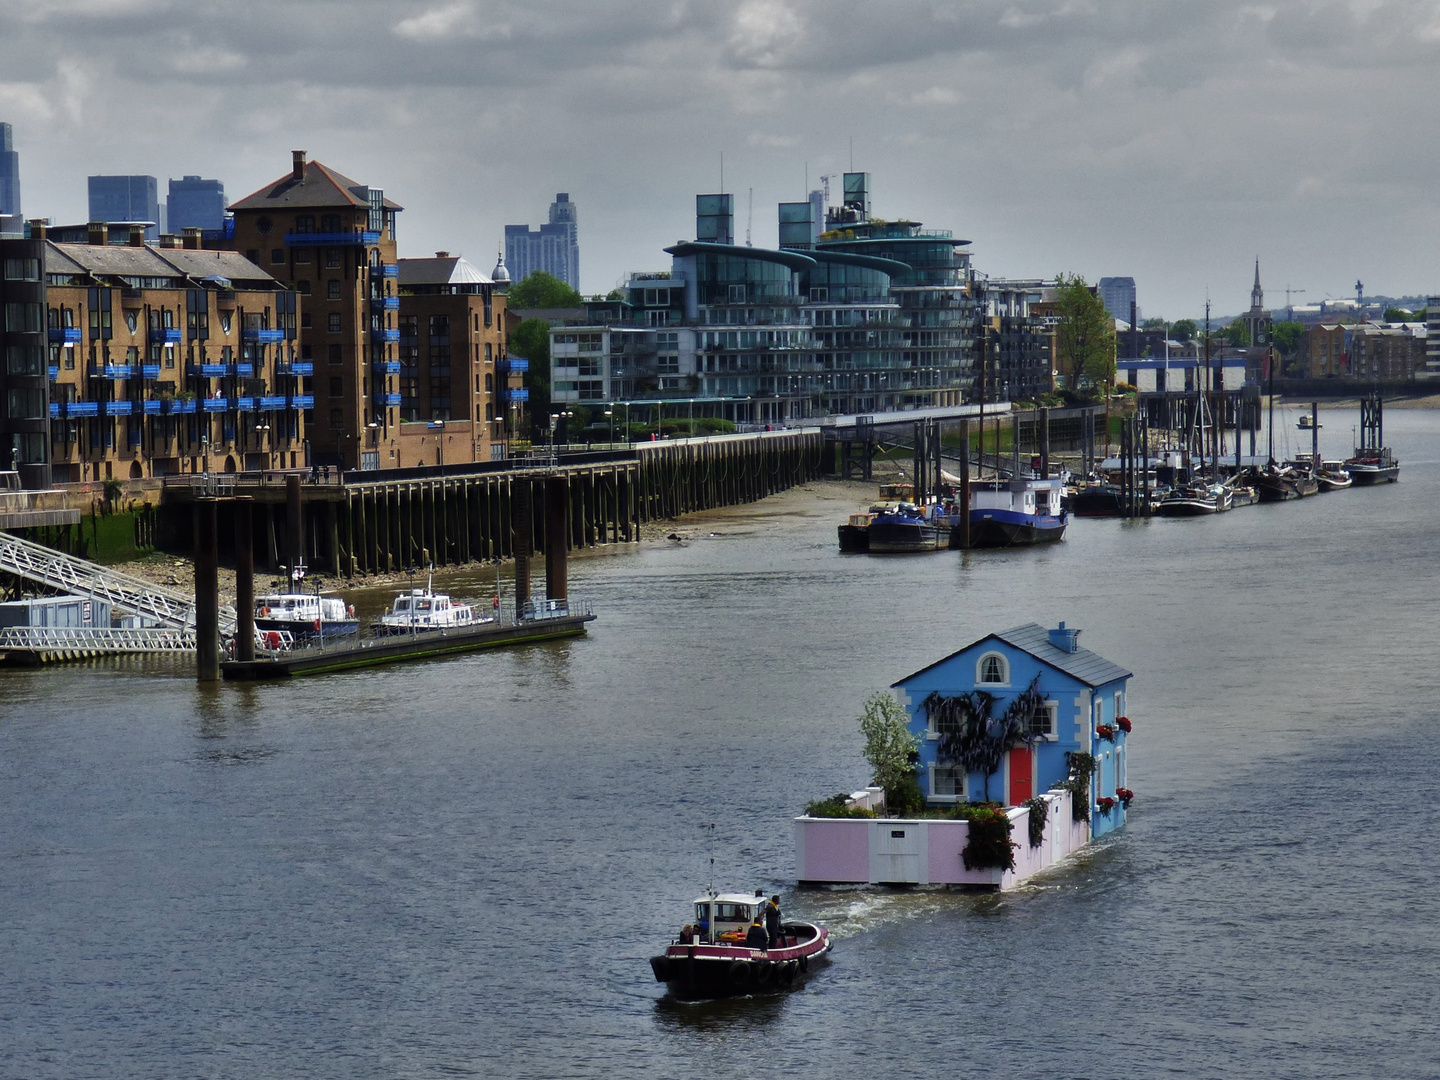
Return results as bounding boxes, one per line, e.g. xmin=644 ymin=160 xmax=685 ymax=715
xmin=545 ymin=475 xmax=569 ymax=601
xmin=513 ymin=478 xmax=532 ymax=619
xmin=234 ymin=496 xmax=255 ymax=662
xmin=285 ymin=473 xmax=303 ymax=574
xmin=195 ymin=498 xmax=220 ymax=681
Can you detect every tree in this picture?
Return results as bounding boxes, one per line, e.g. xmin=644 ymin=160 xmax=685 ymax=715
xmin=1054 ymin=274 xmax=1116 ymax=392
xmin=858 ymin=693 xmax=921 ymax=808
xmin=1171 ymin=319 xmax=1197 ymax=342
xmin=509 ymin=318 xmax=552 ymax=433
xmin=506 ymin=271 xmax=582 ymax=311
xmin=1141 ymin=317 xmax=1167 ymax=331
xmin=1383 ymin=306 xmax=1414 ymax=323
xmin=1224 ymin=318 xmax=1251 ymax=348
xmin=1271 ymin=320 xmax=1303 ymax=356
xmin=605 ymin=288 xmax=627 ymax=302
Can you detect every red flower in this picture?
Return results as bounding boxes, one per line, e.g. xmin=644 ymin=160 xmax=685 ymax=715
xmin=1116 ymin=716 xmax=1132 ymax=733
xmin=1095 ymin=724 xmax=1116 ymax=742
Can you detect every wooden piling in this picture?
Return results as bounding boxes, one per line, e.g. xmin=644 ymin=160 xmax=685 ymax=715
xmin=234 ymin=496 xmax=255 ymax=663
xmin=195 ymin=497 xmax=220 ymax=682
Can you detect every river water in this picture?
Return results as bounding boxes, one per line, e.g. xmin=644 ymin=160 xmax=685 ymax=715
xmin=3 ymin=404 xmax=1439 ymax=1079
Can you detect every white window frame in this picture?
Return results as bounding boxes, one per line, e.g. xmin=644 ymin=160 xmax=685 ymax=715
xmin=1028 ymin=699 xmax=1059 ymax=741
xmin=929 ymin=763 xmax=964 ymax=803
xmin=976 ymin=651 xmax=1009 ymax=686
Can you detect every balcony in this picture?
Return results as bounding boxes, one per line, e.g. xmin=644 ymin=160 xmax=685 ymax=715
xmin=378 ymin=328 xmax=400 ymax=344
xmin=370 ymin=296 xmax=400 ymax=312
xmin=372 ymin=360 xmax=401 ymax=375
xmin=89 ymin=365 xmax=133 ymax=379
xmin=376 ymin=263 xmax=398 ymax=278
xmin=48 ymin=366 xmax=58 ymax=381
xmin=202 ymin=397 xmax=230 ymax=413
xmin=373 ymin=392 xmax=402 ymax=407
xmin=284 ymin=231 xmax=379 ymax=247
xmin=234 ymin=363 xmax=255 ymax=378
xmin=64 ymin=401 xmax=100 ymax=418
xmin=188 ymin=364 xmax=229 ymax=377
xmin=103 ymin=400 xmax=134 ymax=417
xmin=48 ymin=327 xmax=82 ymax=344
xmin=150 ymin=328 xmax=182 ymax=345
xmin=143 ymin=400 xmax=162 ymax=415
xmin=290 ymin=394 xmax=314 ymax=409
xmin=48 ymin=402 xmax=59 ymax=418
xmin=242 ymin=327 xmax=285 ymax=344
xmin=505 ymin=357 xmax=529 ymax=373
xmin=164 ymin=399 xmax=197 ymax=414
xmin=235 ymin=397 xmax=256 ymax=412
xmin=259 ymin=395 xmax=289 ymax=410
xmin=505 ymin=387 xmax=530 ymax=402
xmin=277 ymin=360 xmax=314 ymax=376
xmin=141 ymin=364 xmax=160 ymax=379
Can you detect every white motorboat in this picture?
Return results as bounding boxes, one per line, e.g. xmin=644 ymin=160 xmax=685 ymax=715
xmin=376 ymin=572 xmax=489 ymax=635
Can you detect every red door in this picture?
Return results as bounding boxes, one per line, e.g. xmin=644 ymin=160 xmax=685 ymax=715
xmin=1008 ymin=747 xmax=1033 ymax=806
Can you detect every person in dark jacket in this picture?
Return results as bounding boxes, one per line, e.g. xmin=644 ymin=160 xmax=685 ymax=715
xmin=764 ymin=895 xmax=782 ymax=948
xmin=745 ymin=919 xmax=769 ymax=950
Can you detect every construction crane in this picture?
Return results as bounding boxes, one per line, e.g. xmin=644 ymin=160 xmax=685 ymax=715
xmin=1284 ymin=285 xmax=1306 ymax=320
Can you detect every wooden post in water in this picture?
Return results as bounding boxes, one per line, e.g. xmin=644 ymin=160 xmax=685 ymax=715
xmin=545 ymin=475 xmax=569 ymax=601
xmin=957 ymin=418 xmax=971 ymax=550
xmin=1140 ymin=416 xmax=1150 ymax=516
xmin=234 ymin=496 xmax=255 ymax=663
xmin=512 ymin=479 xmax=532 ymax=619
xmin=1312 ymin=400 xmax=1320 ymax=464
xmin=285 ymin=473 xmax=303 ymax=574
xmin=1038 ymin=407 xmax=1050 ymax=479
xmin=195 ymin=497 xmax=220 ymax=681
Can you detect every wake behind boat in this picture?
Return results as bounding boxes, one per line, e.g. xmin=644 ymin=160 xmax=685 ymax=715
xmin=649 ymin=890 xmax=831 ymax=999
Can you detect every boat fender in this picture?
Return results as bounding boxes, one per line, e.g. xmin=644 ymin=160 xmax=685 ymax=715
xmin=727 ymin=960 xmax=751 ymax=988
xmin=798 ymin=955 xmax=808 ymax=973
xmin=313 ymin=619 xmax=321 ymax=631
xmin=261 ymin=607 xmax=270 ymax=617
xmin=347 ymin=604 xmax=355 ymax=618
xmin=754 ymin=961 xmax=773 ymax=987
xmin=781 ymin=960 xmax=797 ymax=984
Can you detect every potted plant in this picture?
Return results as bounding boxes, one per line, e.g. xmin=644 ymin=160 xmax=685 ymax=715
xmin=1096 ymin=796 xmax=1117 ymax=815
xmin=1115 ymin=788 xmax=1134 ymax=810
xmin=1116 ymin=716 xmax=1132 ymax=733
xmin=1095 ymin=723 xmax=1117 ymax=742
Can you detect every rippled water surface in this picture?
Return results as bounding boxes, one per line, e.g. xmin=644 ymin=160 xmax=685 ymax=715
xmin=3 ymin=405 xmax=1439 ymax=1078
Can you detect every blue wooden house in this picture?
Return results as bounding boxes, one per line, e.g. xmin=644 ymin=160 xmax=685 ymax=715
xmin=891 ymin=622 xmax=1133 ymax=837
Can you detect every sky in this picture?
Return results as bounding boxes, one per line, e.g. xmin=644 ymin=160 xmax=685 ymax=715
xmin=1 ymin=0 xmax=1438 ymax=320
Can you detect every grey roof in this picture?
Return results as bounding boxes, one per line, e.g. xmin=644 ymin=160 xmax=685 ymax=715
xmin=398 ymin=255 xmax=490 ymax=287
xmin=893 ymin=622 xmax=1131 ymax=689
xmin=228 ymin=160 xmax=402 ymax=212
xmin=44 ymin=241 xmax=277 ymax=287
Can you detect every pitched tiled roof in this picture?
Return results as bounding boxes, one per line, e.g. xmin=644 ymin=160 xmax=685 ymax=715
xmin=228 ymin=160 xmax=402 ymax=212
xmin=398 ymin=255 xmax=491 ymax=287
xmin=44 ymin=242 xmax=278 ymax=287
xmin=892 ymin=623 xmax=1131 ymax=689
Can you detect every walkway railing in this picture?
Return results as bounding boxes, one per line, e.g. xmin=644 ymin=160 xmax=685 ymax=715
xmin=0 ymin=625 xmax=197 ymax=655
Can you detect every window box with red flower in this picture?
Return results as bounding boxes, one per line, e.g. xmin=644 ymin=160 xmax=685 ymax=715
xmin=1116 ymin=716 xmax=1132 ymax=733
xmin=1115 ymin=788 xmax=1134 ymax=809
xmin=1096 ymin=795 xmax=1116 ymax=814
xmin=1095 ymin=723 xmax=1116 ymax=742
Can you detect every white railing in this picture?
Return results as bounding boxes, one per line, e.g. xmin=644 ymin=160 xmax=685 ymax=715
xmin=0 ymin=530 xmax=236 ymax=634
xmin=0 ymin=625 xmax=197 ymax=654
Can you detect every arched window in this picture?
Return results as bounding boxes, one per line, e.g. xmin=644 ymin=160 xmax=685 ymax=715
xmin=977 ymin=652 xmax=1008 ymax=685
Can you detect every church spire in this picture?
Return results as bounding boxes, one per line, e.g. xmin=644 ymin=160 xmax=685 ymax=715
xmin=1251 ymin=258 xmax=1263 ymax=310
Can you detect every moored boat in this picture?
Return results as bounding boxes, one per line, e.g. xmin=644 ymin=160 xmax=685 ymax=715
xmin=1068 ymin=482 xmax=1125 ymax=518
xmin=649 ymin=891 xmax=831 ymax=999
xmin=1254 ymin=464 xmax=1319 ymax=502
xmin=1156 ymin=482 xmax=1231 ymax=516
xmin=1345 ymin=395 xmax=1400 ymax=484
xmin=867 ymin=501 xmax=959 ymax=553
xmin=375 ymin=572 xmax=488 ymax=635
xmin=1317 ymin=460 xmax=1353 ymax=491
xmin=968 ymin=477 xmax=1067 ymax=547
xmin=1297 ymin=413 xmax=1321 ymax=430
xmin=254 ymin=591 xmax=359 ymax=643
xmin=837 ymin=512 xmax=874 ymax=552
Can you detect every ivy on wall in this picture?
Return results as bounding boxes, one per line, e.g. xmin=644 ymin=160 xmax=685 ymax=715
xmin=923 ymin=675 xmax=1046 ymax=802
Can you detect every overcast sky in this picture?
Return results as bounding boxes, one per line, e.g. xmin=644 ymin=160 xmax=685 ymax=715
xmin=2 ymin=0 xmax=1437 ymax=319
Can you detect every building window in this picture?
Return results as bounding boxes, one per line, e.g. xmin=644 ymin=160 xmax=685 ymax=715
xmin=326 ymin=249 xmax=341 ymax=269
xmin=301 ymin=313 xmax=312 ymax=329
xmin=1029 ymin=701 xmax=1057 ymax=740
xmin=294 ymin=215 xmax=315 ymax=234
xmin=271 ymin=249 xmax=285 ymax=265
xmin=295 ymin=281 xmax=311 ymax=295
xmin=977 ymin=653 xmax=1008 ymax=684
xmin=328 ymin=313 xmax=342 ymax=333
xmin=329 ymin=408 xmax=343 ymax=432
xmin=931 ymin=765 xmax=964 ymax=799
xmin=328 ymin=280 xmax=341 ymax=301
xmin=320 ymin=215 xmax=340 ymax=233
xmin=484 ymin=343 xmax=492 ymax=364
xmin=329 ymin=344 xmax=342 ymax=364
xmin=328 ymin=376 xmax=343 ymax=397
xmin=295 ymin=249 xmax=311 ymax=265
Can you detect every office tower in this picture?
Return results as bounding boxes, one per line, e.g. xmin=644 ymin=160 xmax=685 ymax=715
xmin=167 ymin=175 xmax=226 ymax=232
xmin=504 ymin=193 xmax=580 ymax=291
xmin=88 ymin=175 xmax=161 ymax=241
xmin=1098 ymin=277 xmax=1137 ymax=324
xmin=0 ymin=123 xmax=20 ymax=235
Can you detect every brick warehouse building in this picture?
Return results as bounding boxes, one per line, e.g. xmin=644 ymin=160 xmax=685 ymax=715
xmin=1 ymin=221 xmax=304 ymax=484
xmin=227 ymin=151 xmax=402 ymax=471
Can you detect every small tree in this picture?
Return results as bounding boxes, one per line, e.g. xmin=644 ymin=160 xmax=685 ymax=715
xmin=859 ymin=692 xmax=921 ymax=808
xmin=1171 ymin=318 xmax=1197 ymax=343
xmin=1055 ymin=274 xmax=1116 ymax=393
xmin=507 ymin=271 xmax=583 ymax=311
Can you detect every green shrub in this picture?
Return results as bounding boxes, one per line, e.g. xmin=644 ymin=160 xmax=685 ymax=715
xmin=803 ymin=793 xmax=876 ymax=819
xmin=949 ymin=803 xmax=1017 ymax=871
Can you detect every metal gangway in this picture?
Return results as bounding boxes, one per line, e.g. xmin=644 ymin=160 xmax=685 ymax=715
xmin=0 ymin=530 xmax=236 ymax=637
xmin=0 ymin=624 xmax=197 ymax=662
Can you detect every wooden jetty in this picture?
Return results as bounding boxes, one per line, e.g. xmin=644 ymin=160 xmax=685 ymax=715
xmin=220 ymin=607 xmax=594 ymax=680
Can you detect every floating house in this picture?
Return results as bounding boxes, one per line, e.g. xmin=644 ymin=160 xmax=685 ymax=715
xmin=795 ymin=622 xmax=1133 ymax=889
xmin=892 ymin=621 xmax=1131 ymax=838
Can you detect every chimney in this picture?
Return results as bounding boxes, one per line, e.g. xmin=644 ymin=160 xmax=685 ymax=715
xmin=435 ymin=251 xmax=449 ymax=258
xmin=183 ymin=226 xmax=202 ymax=250
xmin=129 ymin=225 xmax=146 ymax=247
xmin=1048 ymin=621 xmax=1081 ymax=654
xmin=26 ymin=219 xmax=46 ymax=240
xmin=292 ymin=149 xmax=306 ymax=182
xmin=88 ymin=221 xmax=109 ymax=246
xmin=159 ymin=234 xmax=181 ymax=249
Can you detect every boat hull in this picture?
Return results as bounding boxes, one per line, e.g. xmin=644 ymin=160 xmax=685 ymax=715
xmin=254 ymin=616 xmax=360 ymax=643
xmin=1346 ymin=463 xmax=1399 ymax=485
xmin=967 ymin=510 xmax=1067 ymax=548
xmin=837 ymin=523 xmax=869 ymax=552
xmin=1157 ymin=498 xmax=1220 ymax=516
xmin=866 ymin=520 xmax=948 ymax=553
xmin=651 ymin=923 xmax=831 ymax=999
xmin=1069 ymin=487 xmax=1124 ymax=518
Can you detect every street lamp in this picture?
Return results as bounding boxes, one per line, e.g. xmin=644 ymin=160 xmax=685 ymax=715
xmin=604 ymin=409 xmax=614 ymax=447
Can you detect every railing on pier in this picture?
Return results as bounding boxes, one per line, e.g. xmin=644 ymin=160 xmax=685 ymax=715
xmin=0 ymin=624 xmax=197 ymax=656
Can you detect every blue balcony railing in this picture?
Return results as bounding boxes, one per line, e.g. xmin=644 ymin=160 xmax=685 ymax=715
xmin=48 ymin=402 xmax=59 ymax=418
xmin=378 ymin=328 xmax=400 ymax=344
xmin=373 ymin=392 xmax=402 ymax=407
xmin=143 ymin=400 xmax=162 ymax=415
xmin=234 ymin=363 xmax=254 ymax=378
xmin=48 ymin=366 xmax=59 ymax=381
xmin=188 ymin=364 xmax=228 ymax=377
xmin=290 ymin=394 xmax=314 ymax=409
xmin=370 ymin=296 xmax=399 ymax=312
xmin=104 ymin=400 xmax=134 ymax=416
xmin=284 ymin=231 xmax=379 ymax=247
xmin=141 ymin=364 xmax=160 ymax=379
xmin=89 ymin=365 xmax=133 ymax=379
xmin=66 ymin=401 xmax=100 ymax=418
xmin=202 ymin=397 xmax=230 ymax=413
xmin=372 ymin=360 xmax=401 ymax=375
xmin=235 ymin=397 xmax=256 ymax=412
xmin=505 ymin=357 xmax=529 ymax=373
xmin=259 ymin=395 xmax=289 ymax=410
xmin=505 ymin=387 xmax=530 ymax=402
xmin=277 ymin=360 xmax=314 ymax=376
xmin=243 ymin=327 xmax=285 ymax=344
xmin=380 ymin=263 xmax=399 ymax=278
xmin=164 ymin=399 xmax=197 ymax=414
xmin=150 ymin=328 xmax=182 ymax=345
xmin=48 ymin=327 xmax=82 ymax=344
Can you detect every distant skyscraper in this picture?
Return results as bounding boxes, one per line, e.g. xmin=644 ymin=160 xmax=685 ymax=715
xmin=0 ymin=123 xmax=20 ymax=235
xmin=88 ymin=175 xmax=161 ymax=241
xmin=1098 ymin=277 xmax=1137 ymax=324
xmin=504 ymin=192 xmax=580 ymax=292
xmin=167 ymin=175 xmax=226 ymax=232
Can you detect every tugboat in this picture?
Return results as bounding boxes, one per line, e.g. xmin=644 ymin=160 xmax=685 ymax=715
xmin=374 ymin=569 xmax=489 ymax=635
xmin=968 ymin=477 xmax=1067 ymax=547
xmin=649 ymin=890 xmax=831 ymax=999
xmin=837 ymin=511 xmax=875 ymax=553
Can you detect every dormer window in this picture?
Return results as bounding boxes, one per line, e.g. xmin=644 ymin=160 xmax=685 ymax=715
xmin=977 ymin=652 xmax=1008 ymax=685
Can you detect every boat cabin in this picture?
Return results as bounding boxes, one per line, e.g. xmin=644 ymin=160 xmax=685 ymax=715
xmin=255 ymin=593 xmax=350 ymax=623
xmin=389 ymin=591 xmax=453 ymax=618
xmin=688 ymin=892 xmax=767 ymax=944
xmin=970 ymin=477 xmax=1064 ymax=517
